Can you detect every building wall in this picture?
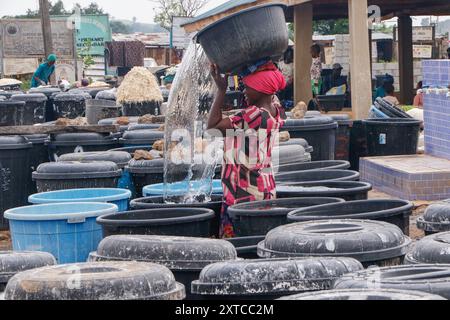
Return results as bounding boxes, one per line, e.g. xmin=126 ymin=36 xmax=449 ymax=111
xmin=145 ymin=47 xmax=182 ymax=66
xmin=332 ymin=35 xmax=423 ymax=92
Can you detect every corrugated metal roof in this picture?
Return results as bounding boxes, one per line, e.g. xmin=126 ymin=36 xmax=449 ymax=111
xmin=112 ymin=32 xmax=170 ymax=46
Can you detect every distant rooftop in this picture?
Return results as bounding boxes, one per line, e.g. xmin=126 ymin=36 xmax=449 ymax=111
xmin=112 ymin=33 xmax=170 ymax=47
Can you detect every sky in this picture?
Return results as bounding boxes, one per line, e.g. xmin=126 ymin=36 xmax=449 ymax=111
xmin=0 ymin=0 xmax=229 ymax=23
xmin=0 ymin=1 xmax=448 ymax=26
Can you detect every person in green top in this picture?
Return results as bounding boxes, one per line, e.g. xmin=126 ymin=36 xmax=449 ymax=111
xmin=31 ymin=54 xmax=57 ymax=88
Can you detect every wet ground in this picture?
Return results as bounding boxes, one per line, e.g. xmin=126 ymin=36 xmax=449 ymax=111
xmin=0 ymin=190 xmax=432 ymax=251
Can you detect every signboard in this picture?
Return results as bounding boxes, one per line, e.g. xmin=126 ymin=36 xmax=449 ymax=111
xmin=171 ymin=16 xmax=195 ymax=49
xmin=3 ymin=58 xmax=39 ymax=75
xmin=55 ymin=59 xmax=83 ymax=83
xmin=395 ymin=26 xmax=435 ymax=42
xmin=413 ymin=45 xmax=433 ymax=59
xmin=56 ymin=14 xmax=112 ymax=56
xmin=0 ymin=19 xmax=73 ymax=58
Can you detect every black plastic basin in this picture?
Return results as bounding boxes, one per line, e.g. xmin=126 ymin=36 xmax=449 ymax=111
xmin=276 ymin=160 xmax=350 ymax=173
xmin=276 ymin=169 xmax=360 ymax=185
xmin=287 ymin=199 xmax=413 ymax=236
xmin=228 ymin=197 xmax=344 ymax=237
xmin=225 ymin=236 xmax=266 ymax=259
xmin=196 ymin=4 xmax=289 ymax=74
xmin=97 ymin=208 xmax=216 ymax=238
xmin=130 ymin=195 xmax=223 ymax=238
xmin=277 ymin=181 xmax=372 ymax=201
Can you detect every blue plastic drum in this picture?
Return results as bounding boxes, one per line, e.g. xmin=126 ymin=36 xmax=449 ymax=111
xmin=28 ymin=188 xmax=132 ymax=212
xmin=143 ymin=180 xmax=223 ymax=197
xmin=5 ymin=203 xmax=118 ymax=264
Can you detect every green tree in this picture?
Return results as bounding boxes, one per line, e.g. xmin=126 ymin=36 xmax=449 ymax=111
xmin=49 ymin=0 xmax=69 ymax=15
xmin=313 ymin=19 xmax=349 ymax=35
xmin=78 ymin=2 xmax=105 ymax=15
xmin=152 ymin=0 xmax=209 ymax=30
xmin=110 ymin=20 xmax=132 ymax=34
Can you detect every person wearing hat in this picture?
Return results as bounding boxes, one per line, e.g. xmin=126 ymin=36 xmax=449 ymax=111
xmin=31 ymin=54 xmax=57 ymax=88
xmin=322 ymin=63 xmax=348 ymax=95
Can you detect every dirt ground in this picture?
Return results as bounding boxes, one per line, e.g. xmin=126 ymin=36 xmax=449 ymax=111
xmin=0 ymin=190 xmax=432 ymax=252
xmin=0 ymin=231 xmax=11 ymax=251
xmin=368 ymin=189 xmax=428 ymax=241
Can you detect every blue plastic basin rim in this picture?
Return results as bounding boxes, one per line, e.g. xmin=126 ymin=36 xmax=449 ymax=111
xmin=4 ymin=202 xmax=119 ymax=222
xmin=28 ymin=188 xmax=132 ymax=204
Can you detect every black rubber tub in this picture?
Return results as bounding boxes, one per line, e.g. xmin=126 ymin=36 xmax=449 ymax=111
xmin=0 ymin=136 xmax=32 ymax=230
xmin=97 ymin=208 xmax=216 ymax=238
xmin=228 ymin=197 xmax=344 ymax=237
xmin=196 ymin=4 xmax=289 ymax=75
xmin=405 ymin=232 xmax=450 ymax=265
xmin=88 ymin=235 xmax=237 ymax=299
xmin=127 ymin=158 xmax=165 ymax=198
xmin=287 ymin=199 xmax=414 ymax=236
xmin=276 ymin=169 xmax=360 ymax=185
xmin=0 ymin=101 xmax=26 ymax=126
xmin=119 ymin=130 xmax=164 ymax=147
xmin=122 ymin=101 xmax=162 ymax=117
xmin=417 ymin=201 xmax=450 ymax=235
xmin=33 ymin=161 xmax=122 ymax=192
xmin=276 ymin=160 xmax=350 ymax=173
xmin=130 ymin=195 xmax=223 ymax=238
xmin=276 ymin=181 xmax=372 ymax=201
xmin=23 ymin=134 xmax=51 ymax=194
xmin=28 ymin=87 xmax=61 ymax=122
xmin=279 ymin=289 xmax=445 ymax=301
xmin=225 ymin=236 xmax=266 ymax=259
xmin=334 ymin=264 xmax=450 ymax=300
xmin=191 ymin=257 xmax=363 ymax=300
xmin=47 ymin=133 xmax=119 ymax=161
xmin=364 ymin=118 xmax=422 ymax=157
xmin=257 ymin=219 xmax=412 ymax=268
xmin=53 ymin=92 xmax=91 ymax=119
xmin=282 ymin=117 xmax=338 ymax=161
xmin=10 ymin=94 xmax=47 ymax=124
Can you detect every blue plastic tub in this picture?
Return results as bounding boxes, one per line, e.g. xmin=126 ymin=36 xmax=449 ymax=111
xmin=28 ymin=188 xmax=132 ymax=212
xmin=143 ymin=180 xmax=223 ymax=197
xmin=4 ymin=203 xmax=118 ymax=264
xmin=369 ymin=106 xmax=389 ymax=119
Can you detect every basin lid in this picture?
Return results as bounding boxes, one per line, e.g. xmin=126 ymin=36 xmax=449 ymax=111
xmin=4 ymin=262 xmax=185 ymax=300
xmin=33 ymin=161 xmax=121 ymax=179
xmin=0 ymin=136 xmax=32 ymax=150
xmin=53 ymin=92 xmax=91 ymax=101
xmin=0 ymin=251 xmax=56 ymax=285
xmin=94 ymin=235 xmax=237 ymax=270
xmin=406 ymin=232 xmax=450 ymax=264
xmin=121 ymin=129 xmax=164 ymax=141
xmin=279 ymin=289 xmax=446 ymax=301
xmin=10 ymin=93 xmax=47 ymax=102
xmin=191 ymin=257 xmax=363 ymax=296
xmin=59 ymin=151 xmax=131 ymax=168
xmin=257 ymin=219 xmax=411 ymax=263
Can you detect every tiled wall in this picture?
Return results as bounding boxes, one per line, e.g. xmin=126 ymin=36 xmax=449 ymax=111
xmin=422 ymin=60 xmax=450 ymax=87
xmin=422 ymin=60 xmax=450 ymax=160
xmin=360 ymin=157 xmax=450 ymax=201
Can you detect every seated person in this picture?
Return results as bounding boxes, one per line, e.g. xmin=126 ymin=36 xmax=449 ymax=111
xmin=382 ymin=83 xmax=400 ymax=106
xmin=413 ymin=81 xmax=424 ymax=108
xmin=322 ymin=63 xmax=348 ymax=95
xmin=373 ymin=74 xmax=394 ymax=102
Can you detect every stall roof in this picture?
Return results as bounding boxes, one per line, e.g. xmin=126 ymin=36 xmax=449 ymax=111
xmin=112 ymin=32 xmax=170 ymax=47
xmin=183 ymin=0 xmax=450 ymax=32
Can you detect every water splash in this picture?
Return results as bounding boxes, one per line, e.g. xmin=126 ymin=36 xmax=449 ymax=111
xmin=163 ymin=42 xmax=220 ymax=204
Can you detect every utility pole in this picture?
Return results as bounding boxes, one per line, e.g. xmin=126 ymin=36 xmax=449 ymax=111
xmin=39 ymin=0 xmax=54 ymax=84
xmin=39 ymin=0 xmax=53 ymax=57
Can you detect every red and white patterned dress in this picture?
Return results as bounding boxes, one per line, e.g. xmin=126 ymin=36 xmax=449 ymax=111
xmin=220 ymin=102 xmax=285 ymax=238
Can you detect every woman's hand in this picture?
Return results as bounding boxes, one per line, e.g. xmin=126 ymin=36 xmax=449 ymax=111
xmin=210 ymin=64 xmax=228 ymax=93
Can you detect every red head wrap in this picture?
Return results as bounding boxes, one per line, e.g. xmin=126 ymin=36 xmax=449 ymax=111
xmin=242 ymin=62 xmax=286 ymax=95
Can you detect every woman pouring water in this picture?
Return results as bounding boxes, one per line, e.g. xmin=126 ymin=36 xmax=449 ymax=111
xmin=207 ymin=62 xmax=286 ymax=238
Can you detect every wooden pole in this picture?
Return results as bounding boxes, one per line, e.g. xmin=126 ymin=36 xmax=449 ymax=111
xmin=293 ymin=2 xmax=313 ymax=104
xmin=398 ymin=15 xmax=414 ymax=105
xmin=348 ymin=0 xmax=372 ymax=120
xmin=39 ymin=0 xmax=53 ymax=58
